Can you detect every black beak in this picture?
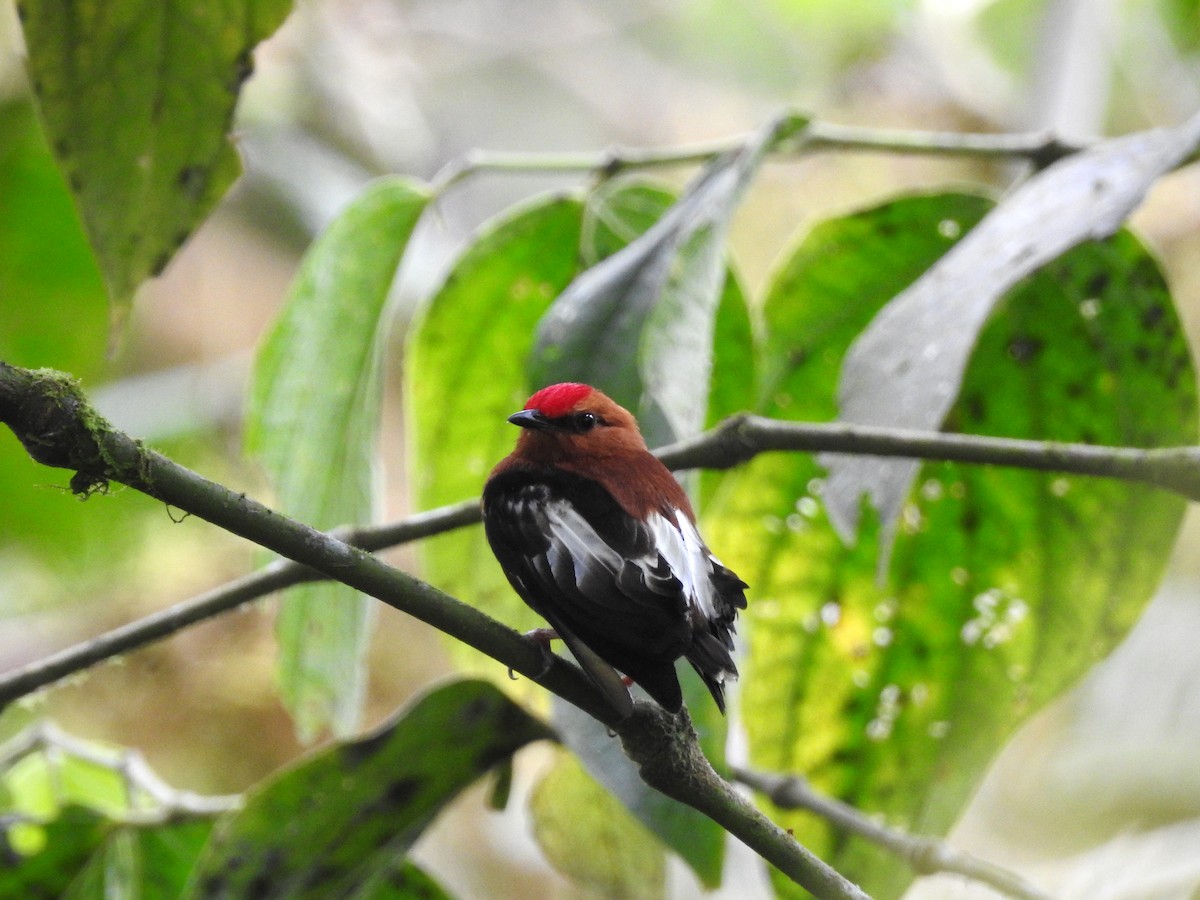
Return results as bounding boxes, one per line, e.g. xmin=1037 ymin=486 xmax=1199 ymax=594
xmin=507 ymin=409 xmax=553 ymax=431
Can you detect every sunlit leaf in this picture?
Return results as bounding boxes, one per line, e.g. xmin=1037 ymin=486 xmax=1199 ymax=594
xmin=2 ymin=735 xmax=144 ymax=820
xmin=708 ymin=193 xmax=1196 ymax=898
xmin=246 ymin=177 xmax=430 ymax=741
xmin=17 ymin=0 xmax=294 ymax=321
xmin=0 ymin=99 xmax=132 ymax=566
xmin=407 ymin=179 xmax=754 ymax=887
xmin=188 ymin=680 xmax=551 ymax=899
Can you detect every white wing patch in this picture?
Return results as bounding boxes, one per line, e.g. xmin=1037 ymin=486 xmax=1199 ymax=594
xmin=649 ymin=509 xmax=719 ymax=621
xmin=543 ymin=500 xmax=622 ymax=583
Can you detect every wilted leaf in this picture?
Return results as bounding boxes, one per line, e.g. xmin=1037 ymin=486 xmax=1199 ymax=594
xmin=825 ymin=112 xmax=1200 ymax=540
xmin=17 ymin=0 xmax=293 ymax=321
xmin=189 ymin=680 xmax=551 ymax=899
xmin=708 ymin=193 xmax=1195 ymax=898
xmin=246 ymin=177 xmax=429 ymax=741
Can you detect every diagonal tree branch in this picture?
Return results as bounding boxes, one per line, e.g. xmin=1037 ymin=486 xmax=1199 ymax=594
xmin=733 ymin=766 xmax=1051 ymax=900
xmin=0 ymin=362 xmax=868 ymax=900
xmin=4 ymin=379 xmax=1200 ymax=709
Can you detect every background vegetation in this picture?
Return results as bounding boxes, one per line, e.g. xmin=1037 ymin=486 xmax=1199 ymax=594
xmin=3 ymin=1 xmax=1200 ymax=897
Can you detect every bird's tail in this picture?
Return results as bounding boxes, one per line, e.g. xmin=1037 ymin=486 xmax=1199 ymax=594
xmin=686 ymin=632 xmax=738 ymax=715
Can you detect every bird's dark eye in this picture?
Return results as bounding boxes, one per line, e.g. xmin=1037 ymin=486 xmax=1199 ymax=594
xmin=574 ymin=411 xmax=598 ymax=432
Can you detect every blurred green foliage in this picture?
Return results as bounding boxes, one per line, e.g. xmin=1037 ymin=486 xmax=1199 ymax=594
xmin=3 ymin=0 xmax=1200 ymax=897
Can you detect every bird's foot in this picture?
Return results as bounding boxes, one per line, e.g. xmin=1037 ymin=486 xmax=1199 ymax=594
xmin=508 ymin=628 xmax=560 ymax=681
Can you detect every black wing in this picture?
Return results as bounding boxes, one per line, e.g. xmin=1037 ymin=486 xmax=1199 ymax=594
xmin=483 ymin=470 xmax=691 ymax=712
xmin=483 ymin=467 xmax=745 ymax=714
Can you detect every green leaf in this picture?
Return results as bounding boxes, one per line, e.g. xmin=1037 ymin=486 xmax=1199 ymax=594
xmin=1160 ymin=0 xmax=1200 ymax=52
xmin=531 ymin=114 xmax=800 ymax=446
xmin=63 ymin=818 xmax=215 ymax=900
xmin=708 ymin=193 xmax=1196 ymax=898
xmin=345 ymin=860 xmax=452 ymax=900
xmin=826 ymin=113 xmax=1200 ymax=540
xmin=0 ymin=805 xmax=111 ymax=899
xmin=187 ymin=680 xmax=551 ymax=899
xmin=129 ymin=818 xmax=217 ymax=899
xmin=0 ymin=99 xmax=133 ymax=565
xmin=530 ymin=751 xmax=666 ymax=900
xmin=17 ymin=0 xmax=293 ymax=321
xmin=550 ymin=697 xmax=726 ymax=888
xmin=407 ymin=195 xmax=586 ymax=658
xmin=246 ymin=177 xmax=430 ymax=741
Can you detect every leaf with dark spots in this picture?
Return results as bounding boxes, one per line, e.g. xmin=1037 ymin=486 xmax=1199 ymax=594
xmin=17 ymin=0 xmax=293 ymax=322
xmin=378 ymin=778 xmax=422 ymax=812
xmin=339 ymin=730 xmax=394 ymax=770
xmin=1006 ymin=335 xmax=1044 ymax=364
xmin=824 ymin=112 xmax=1200 ymax=541
xmin=708 ymin=197 xmax=1195 ymax=898
xmin=348 ymin=858 xmax=453 ymax=900
xmin=1142 ymin=304 xmax=1167 ymax=330
xmin=188 ymin=681 xmax=551 ymax=899
xmin=1086 ymin=272 xmax=1111 ymax=295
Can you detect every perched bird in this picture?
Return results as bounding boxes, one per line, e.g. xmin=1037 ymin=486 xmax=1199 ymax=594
xmin=482 ymin=382 xmax=747 ymax=718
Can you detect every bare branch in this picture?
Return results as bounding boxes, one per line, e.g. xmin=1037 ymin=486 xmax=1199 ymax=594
xmin=657 ymin=415 xmax=1200 ymax=501
xmin=733 ymin=766 xmax=1051 ymax=900
xmin=430 ymin=117 xmax=1088 ymax=192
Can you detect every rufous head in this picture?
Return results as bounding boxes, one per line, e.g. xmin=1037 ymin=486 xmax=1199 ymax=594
xmin=506 ymin=383 xmax=647 ymax=459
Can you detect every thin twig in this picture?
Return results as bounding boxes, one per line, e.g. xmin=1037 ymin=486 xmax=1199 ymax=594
xmin=657 ymin=415 xmax=1200 ymax=501
xmin=430 ymin=118 xmax=1087 ymax=193
xmin=733 ymin=766 xmax=1051 ymax=900
xmin=0 ymin=502 xmax=481 ymax=707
